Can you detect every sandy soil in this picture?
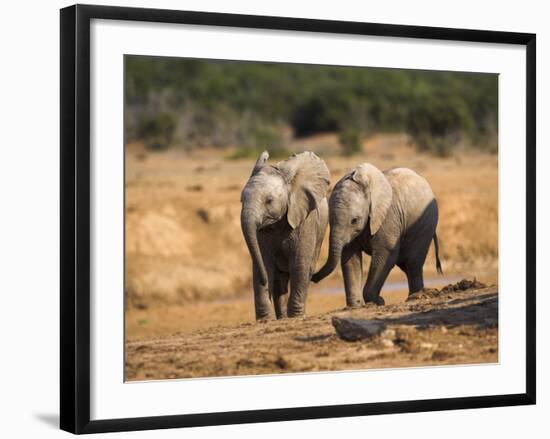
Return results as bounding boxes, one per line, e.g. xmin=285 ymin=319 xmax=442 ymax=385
xmin=125 ymin=281 xmax=498 ymax=381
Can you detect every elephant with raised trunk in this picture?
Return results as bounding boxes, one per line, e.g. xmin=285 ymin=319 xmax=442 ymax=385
xmin=312 ymin=163 xmax=442 ymax=306
xmin=241 ymin=151 xmax=330 ymax=320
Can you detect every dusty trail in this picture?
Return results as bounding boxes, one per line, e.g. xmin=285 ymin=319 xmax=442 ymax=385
xmin=125 ymin=283 xmax=498 ymax=381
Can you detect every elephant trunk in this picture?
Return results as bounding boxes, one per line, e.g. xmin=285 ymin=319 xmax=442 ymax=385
xmin=241 ymin=209 xmax=268 ymax=286
xmin=312 ymin=228 xmax=344 ymax=283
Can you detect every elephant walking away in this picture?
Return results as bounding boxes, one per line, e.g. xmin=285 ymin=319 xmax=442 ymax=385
xmin=312 ymin=163 xmax=442 ymax=306
xmin=240 ymin=151 xmax=330 ymax=320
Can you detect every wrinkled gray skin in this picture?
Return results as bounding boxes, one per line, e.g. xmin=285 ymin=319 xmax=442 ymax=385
xmin=241 ymin=151 xmax=330 ymax=320
xmin=312 ymin=164 xmax=442 ymax=306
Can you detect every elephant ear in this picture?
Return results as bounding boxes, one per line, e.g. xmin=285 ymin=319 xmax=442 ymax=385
xmin=241 ymin=151 xmax=269 ymax=203
xmin=351 ymin=163 xmax=392 ymax=235
xmin=250 ymin=150 xmax=269 ymax=177
xmin=277 ymin=152 xmax=330 ymax=229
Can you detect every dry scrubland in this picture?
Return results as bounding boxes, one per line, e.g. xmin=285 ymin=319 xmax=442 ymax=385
xmin=125 ymin=133 xmax=498 ymax=378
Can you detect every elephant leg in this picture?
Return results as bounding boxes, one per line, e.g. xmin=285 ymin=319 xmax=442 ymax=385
xmin=400 ymin=237 xmax=431 ymax=296
xmin=341 ymin=246 xmax=363 ymax=308
xmin=363 ymin=246 xmax=399 ymax=305
xmin=253 ymin=262 xmax=275 ymax=321
xmin=287 ymin=225 xmax=318 ymax=318
xmin=273 ymin=272 xmax=289 ymax=319
xmin=406 ymin=264 xmax=424 ymax=295
xmin=287 ymin=265 xmax=310 ymax=318
xmin=287 ymin=251 xmax=312 ymax=317
xmin=287 ymin=245 xmax=316 ymax=318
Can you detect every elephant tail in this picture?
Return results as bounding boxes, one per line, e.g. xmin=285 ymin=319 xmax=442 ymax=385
xmin=433 ymin=233 xmax=443 ymax=275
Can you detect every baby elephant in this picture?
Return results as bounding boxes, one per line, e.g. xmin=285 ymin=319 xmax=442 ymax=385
xmin=312 ymin=163 xmax=442 ymax=306
xmin=241 ymin=151 xmax=330 ymax=320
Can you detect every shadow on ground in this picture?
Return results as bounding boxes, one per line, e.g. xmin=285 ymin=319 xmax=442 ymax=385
xmin=34 ymin=413 xmax=58 ymax=430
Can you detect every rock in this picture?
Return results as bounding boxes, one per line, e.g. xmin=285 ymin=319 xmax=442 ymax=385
xmin=331 ymin=316 xmax=386 ymax=342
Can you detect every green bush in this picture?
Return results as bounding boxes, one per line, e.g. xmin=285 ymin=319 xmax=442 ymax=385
xmin=338 ymin=128 xmax=362 ymax=156
xmin=239 ymin=123 xmax=287 ymax=149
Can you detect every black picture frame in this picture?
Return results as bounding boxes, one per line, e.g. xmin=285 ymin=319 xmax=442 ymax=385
xmin=60 ymin=4 xmax=536 ymax=434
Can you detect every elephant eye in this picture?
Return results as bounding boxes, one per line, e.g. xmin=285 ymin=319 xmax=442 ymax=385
xmin=351 ymin=217 xmax=358 ymax=225
xmin=266 ymin=197 xmax=273 ymax=204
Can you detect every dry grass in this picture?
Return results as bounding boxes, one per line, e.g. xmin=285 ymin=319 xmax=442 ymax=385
xmin=125 ymin=133 xmax=497 ymax=313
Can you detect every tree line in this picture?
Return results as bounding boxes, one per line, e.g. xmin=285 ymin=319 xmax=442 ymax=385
xmin=125 ymin=56 xmax=498 ymax=156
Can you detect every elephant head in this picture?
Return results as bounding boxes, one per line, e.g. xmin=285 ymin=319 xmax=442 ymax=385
xmin=240 ymin=151 xmax=330 ymax=286
xmin=312 ymin=163 xmax=392 ymax=283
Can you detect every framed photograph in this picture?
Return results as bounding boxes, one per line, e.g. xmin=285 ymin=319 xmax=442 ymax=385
xmin=60 ymin=4 xmax=536 ymax=434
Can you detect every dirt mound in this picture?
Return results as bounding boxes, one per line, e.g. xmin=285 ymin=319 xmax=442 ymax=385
xmin=125 ymin=284 xmax=497 ymax=381
xmin=441 ymin=278 xmax=487 ymax=293
xmin=126 ymin=209 xmax=194 ymax=257
xmin=407 ymin=278 xmax=488 ymax=300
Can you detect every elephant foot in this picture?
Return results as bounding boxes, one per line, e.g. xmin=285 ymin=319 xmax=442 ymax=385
xmin=345 ymin=298 xmax=363 ymax=309
xmin=255 ymin=312 xmax=276 ymax=322
xmin=287 ymin=309 xmax=306 ymax=319
xmin=364 ymin=295 xmax=385 ymax=306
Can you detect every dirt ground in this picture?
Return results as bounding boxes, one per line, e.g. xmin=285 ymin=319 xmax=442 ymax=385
xmin=125 ymin=275 xmax=466 ymax=341
xmin=125 ymin=281 xmax=498 ymax=381
xmin=124 ymin=133 xmax=498 ymax=379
